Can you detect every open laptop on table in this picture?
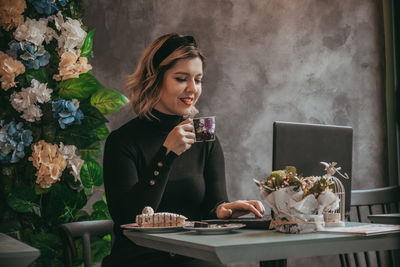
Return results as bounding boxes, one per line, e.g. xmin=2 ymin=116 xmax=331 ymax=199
xmin=272 ymin=121 xmax=353 ymax=216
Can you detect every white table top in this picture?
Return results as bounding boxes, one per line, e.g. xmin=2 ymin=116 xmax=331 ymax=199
xmin=0 ymin=233 xmax=40 ymax=267
xmin=124 ymin=222 xmax=400 ymax=264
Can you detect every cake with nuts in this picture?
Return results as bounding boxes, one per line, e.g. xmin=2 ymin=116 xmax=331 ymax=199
xmin=136 ymin=206 xmax=187 ymax=227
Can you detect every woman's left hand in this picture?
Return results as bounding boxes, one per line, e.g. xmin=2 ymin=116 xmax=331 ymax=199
xmin=216 ymin=200 xmax=265 ymax=219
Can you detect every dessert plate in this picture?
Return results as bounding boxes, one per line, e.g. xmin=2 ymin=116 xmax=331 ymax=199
xmin=183 ymin=223 xmax=246 ymax=234
xmin=121 ymin=223 xmax=183 ymax=233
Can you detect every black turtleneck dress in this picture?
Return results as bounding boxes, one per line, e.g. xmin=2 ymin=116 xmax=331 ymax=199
xmin=101 ymin=110 xmax=229 ymax=267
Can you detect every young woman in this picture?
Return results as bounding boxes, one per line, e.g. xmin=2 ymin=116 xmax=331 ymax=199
xmin=102 ymin=33 xmax=265 ymax=267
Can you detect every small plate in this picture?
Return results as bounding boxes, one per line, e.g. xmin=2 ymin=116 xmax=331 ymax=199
xmin=183 ymin=223 xmax=246 ymax=234
xmin=121 ymin=223 xmax=183 ymax=233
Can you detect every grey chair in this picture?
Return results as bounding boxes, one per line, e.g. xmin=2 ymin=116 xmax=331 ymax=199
xmin=345 ymin=185 xmax=400 ymax=267
xmin=59 ymin=220 xmax=114 ymax=267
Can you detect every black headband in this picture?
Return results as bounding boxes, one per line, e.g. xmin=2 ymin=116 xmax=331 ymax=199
xmin=153 ymin=35 xmax=197 ymax=68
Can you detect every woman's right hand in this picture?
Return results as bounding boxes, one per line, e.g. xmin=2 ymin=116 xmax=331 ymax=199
xmin=163 ymin=118 xmax=195 ymax=155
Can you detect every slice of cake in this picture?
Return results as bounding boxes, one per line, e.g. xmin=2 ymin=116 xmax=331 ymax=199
xmin=136 ymin=206 xmax=187 ymax=227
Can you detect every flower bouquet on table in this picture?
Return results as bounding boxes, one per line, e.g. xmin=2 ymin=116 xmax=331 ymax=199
xmin=254 ymin=162 xmax=348 ymax=234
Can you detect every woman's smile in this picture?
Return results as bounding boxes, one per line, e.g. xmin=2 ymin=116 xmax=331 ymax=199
xmin=179 ymin=96 xmax=194 ymax=106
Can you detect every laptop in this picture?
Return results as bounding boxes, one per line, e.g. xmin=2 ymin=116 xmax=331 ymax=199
xmin=273 ymin=121 xmax=353 ymax=215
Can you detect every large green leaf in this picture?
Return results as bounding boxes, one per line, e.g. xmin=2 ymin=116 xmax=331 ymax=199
xmin=44 ymin=183 xmax=87 ymax=224
xmin=91 ymin=235 xmax=111 ymax=264
xmin=79 ymin=141 xmax=102 ymax=160
xmin=6 ymin=186 xmax=38 ymax=213
xmin=55 ymin=124 xmax=100 ymax=148
xmin=80 ymin=29 xmax=95 ymax=58
xmin=30 ymin=232 xmax=64 ymax=267
xmin=90 ymin=88 xmax=129 ymax=115
xmin=25 ymin=68 xmax=50 ymax=84
xmin=58 ymin=72 xmax=103 ymax=100
xmin=89 ymin=200 xmax=110 ymax=220
xmin=93 ymin=124 xmax=109 ymax=140
xmin=80 ymin=157 xmax=103 ymax=188
xmin=80 ymin=101 xmax=109 ymax=129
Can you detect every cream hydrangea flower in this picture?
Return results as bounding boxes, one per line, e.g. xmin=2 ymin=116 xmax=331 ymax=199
xmin=51 ymin=12 xmax=87 ymax=52
xmin=53 ymin=49 xmax=92 ymax=81
xmin=0 ymin=0 xmax=26 ymax=31
xmin=21 ymin=105 xmax=42 ymax=122
xmin=0 ymin=51 xmax=25 ymax=90
xmin=10 ymin=79 xmax=53 ymax=122
xmin=13 ymin=17 xmax=56 ymax=46
xmin=29 ymin=140 xmax=67 ymax=189
xmin=59 ymin=142 xmax=84 ymax=182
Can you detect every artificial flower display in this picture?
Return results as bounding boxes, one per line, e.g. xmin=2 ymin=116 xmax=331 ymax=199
xmin=52 ymin=99 xmax=84 ymax=128
xmin=0 ymin=51 xmax=26 ymax=90
xmin=53 ymin=49 xmax=92 ymax=80
xmin=13 ymin=17 xmax=56 ymax=46
xmin=29 ymin=140 xmax=67 ymax=188
xmin=0 ymin=120 xmax=33 ymax=163
xmin=0 ymin=1 xmax=129 ymax=265
xmin=0 ymin=0 xmax=26 ymax=31
xmin=52 ymin=11 xmax=87 ymax=52
xmin=27 ymin=0 xmax=68 ymax=16
xmin=7 ymin=40 xmax=51 ymax=69
xmin=10 ymin=79 xmax=53 ymax=122
xmin=59 ymin=142 xmax=84 ymax=182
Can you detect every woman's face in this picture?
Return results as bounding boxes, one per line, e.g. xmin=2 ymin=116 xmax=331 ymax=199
xmin=155 ymin=57 xmax=203 ymax=116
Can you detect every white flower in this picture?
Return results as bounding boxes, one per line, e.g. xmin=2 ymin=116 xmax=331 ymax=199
xmin=59 ymin=142 xmax=84 ymax=182
xmin=10 ymin=79 xmax=52 ymax=122
xmin=14 ymin=17 xmax=54 ymax=46
xmin=51 ymin=12 xmax=86 ymax=52
xmin=10 ymin=89 xmax=32 ymax=112
xmin=21 ymin=104 xmax=42 ymax=122
xmin=29 ymin=79 xmax=52 ymax=103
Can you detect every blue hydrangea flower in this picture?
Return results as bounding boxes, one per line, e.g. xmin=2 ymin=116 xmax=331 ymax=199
xmin=52 ymin=99 xmax=84 ymax=129
xmin=0 ymin=121 xmax=33 ymax=164
xmin=28 ymin=0 xmax=68 ymax=16
xmin=7 ymin=40 xmax=50 ymax=70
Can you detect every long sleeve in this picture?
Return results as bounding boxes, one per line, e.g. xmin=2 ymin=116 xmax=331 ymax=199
xmin=202 ymin=136 xmax=229 ymax=219
xmin=103 ymin=130 xmax=177 ymax=229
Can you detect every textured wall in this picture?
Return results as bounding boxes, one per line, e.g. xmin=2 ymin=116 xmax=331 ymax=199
xmin=82 ymin=0 xmax=385 ymax=266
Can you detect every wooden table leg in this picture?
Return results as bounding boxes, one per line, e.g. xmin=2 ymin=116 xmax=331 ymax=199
xmin=260 ymin=259 xmax=287 ymax=267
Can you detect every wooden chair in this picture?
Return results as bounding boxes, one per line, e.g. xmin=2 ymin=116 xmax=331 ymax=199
xmin=343 ymin=185 xmax=400 ymax=267
xmin=59 ymin=220 xmax=114 ymax=267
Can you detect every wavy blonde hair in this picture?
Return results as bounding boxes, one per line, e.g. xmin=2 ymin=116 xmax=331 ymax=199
xmin=126 ymin=33 xmax=205 ymax=119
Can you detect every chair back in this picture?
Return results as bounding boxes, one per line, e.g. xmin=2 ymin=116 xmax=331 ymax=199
xmin=59 ymin=220 xmax=114 ymax=267
xmin=272 ymin=121 xmax=353 ymax=215
xmin=348 ymin=185 xmax=400 ymax=267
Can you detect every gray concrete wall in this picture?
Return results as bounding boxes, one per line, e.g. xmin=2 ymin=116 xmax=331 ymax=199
xmin=83 ymin=1 xmax=386 ymax=266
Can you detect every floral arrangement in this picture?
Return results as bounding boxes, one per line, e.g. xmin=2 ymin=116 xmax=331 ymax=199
xmin=0 ymin=1 xmax=128 ymax=266
xmin=254 ymin=162 xmax=348 ymax=233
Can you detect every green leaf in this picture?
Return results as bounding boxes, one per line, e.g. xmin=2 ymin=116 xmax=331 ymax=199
xmin=91 ymin=235 xmax=111 ymax=264
xmin=55 ymin=124 xmax=100 ymax=148
xmin=80 ymin=157 xmax=103 ymax=188
xmin=30 ymin=232 xmax=63 ymax=261
xmin=93 ymin=124 xmax=109 ymax=140
xmin=90 ymin=88 xmax=129 ymax=115
xmin=80 ymin=102 xmax=108 ymax=129
xmin=25 ymin=68 xmax=50 ymax=84
xmin=79 ymin=141 xmax=102 ymax=160
xmin=6 ymin=186 xmax=38 ymax=213
xmin=81 ymin=29 xmax=95 ymax=58
xmin=89 ymin=200 xmax=110 ymax=220
xmin=58 ymin=72 xmax=103 ymax=100
xmin=44 ymin=183 xmax=87 ymax=224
